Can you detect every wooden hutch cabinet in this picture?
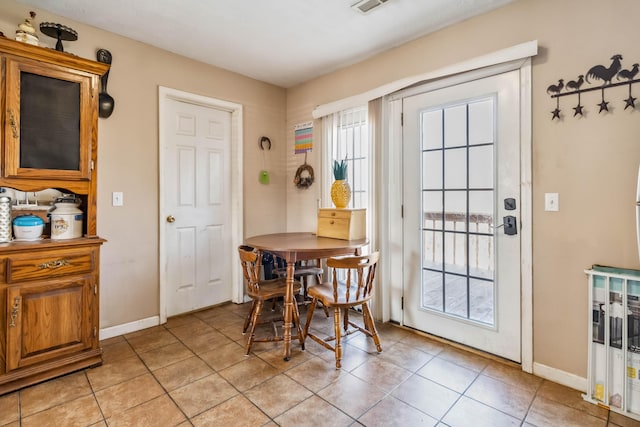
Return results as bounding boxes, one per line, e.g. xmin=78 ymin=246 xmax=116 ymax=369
xmin=0 ymin=38 xmax=108 ymax=394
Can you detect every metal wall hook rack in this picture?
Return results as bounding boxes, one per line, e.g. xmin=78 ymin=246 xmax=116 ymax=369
xmin=547 ymin=54 xmax=639 ymax=120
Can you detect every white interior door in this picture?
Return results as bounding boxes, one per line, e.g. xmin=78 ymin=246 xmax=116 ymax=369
xmin=402 ymin=70 xmax=521 ymax=362
xmin=162 ymin=97 xmax=233 ymax=317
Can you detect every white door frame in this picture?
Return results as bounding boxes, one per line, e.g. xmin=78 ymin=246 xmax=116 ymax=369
xmin=382 ymin=59 xmax=532 ymax=372
xmin=158 ymin=86 xmax=244 ymax=324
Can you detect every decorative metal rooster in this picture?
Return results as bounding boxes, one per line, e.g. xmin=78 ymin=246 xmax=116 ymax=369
xmin=586 ymin=54 xmax=623 ymax=85
xmin=617 ymin=63 xmax=639 ymax=81
xmin=546 ymin=79 xmax=564 ymax=95
xmin=566 ymin=75 xmax=584 ymax=91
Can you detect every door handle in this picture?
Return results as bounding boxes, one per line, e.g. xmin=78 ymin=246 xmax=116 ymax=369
xmin=166 ymin=215 xmax=176 ymax=223
xmin=491 ymin=216 xmax=517 ymax=235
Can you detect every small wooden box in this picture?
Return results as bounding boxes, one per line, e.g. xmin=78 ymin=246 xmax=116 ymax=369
xmin=317 ymin=208 xmax=366 ymax=240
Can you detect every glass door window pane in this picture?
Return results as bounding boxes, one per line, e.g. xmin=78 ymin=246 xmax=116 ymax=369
xmin=420 ymin=96 xmax=496 ymax=326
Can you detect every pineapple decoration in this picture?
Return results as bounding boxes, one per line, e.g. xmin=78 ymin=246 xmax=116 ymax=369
xmin=330 ymin=159 xmax=351 ymax=209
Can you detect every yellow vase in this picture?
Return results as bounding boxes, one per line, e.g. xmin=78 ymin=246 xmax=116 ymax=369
xmin=331 ymin=180 xmax=351 ymax=209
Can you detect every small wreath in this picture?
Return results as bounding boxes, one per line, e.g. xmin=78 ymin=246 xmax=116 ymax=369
xmin=293 ymin=163 xmax=314 ymax=189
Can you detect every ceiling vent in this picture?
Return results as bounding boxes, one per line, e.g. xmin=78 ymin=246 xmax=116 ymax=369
xmin=351 ymin=0 xmax=390 ymax=14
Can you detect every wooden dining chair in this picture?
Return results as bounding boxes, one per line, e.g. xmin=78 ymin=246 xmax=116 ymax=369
xmin=302 ymin=251 xmax=382 ymax=368
xmin=274 ymin=259 xmax=325 ymax=303
xmin=238 ymin=245 xmax=304 ymax=355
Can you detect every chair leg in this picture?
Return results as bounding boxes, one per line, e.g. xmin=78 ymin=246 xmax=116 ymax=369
xmin=245 ymin=300 xmax=263 ymax=355
xmin=292 ymin=296 xmax=305 ymax=350
xmin=361 ymin=302 xmax=382 ymax=352
xmin=333 ymin=307 xmax=343 ymax=369
xmin=243 ymin=300 xmax=257 ymax=334
xmin=303 ymin=298 xmax=318 ymax=340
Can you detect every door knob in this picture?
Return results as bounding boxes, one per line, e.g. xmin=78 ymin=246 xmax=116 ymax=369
xmin=166 ymin=215 xmax=176 ymax=223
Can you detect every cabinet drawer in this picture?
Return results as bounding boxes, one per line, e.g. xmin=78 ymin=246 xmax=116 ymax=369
xmin=6 ymin=248 xmax=95 ymax=283
xmin=317 ymin=208 xmax=366 ymax=240
xmin=318 ymin=209 xmax=355 ymax=220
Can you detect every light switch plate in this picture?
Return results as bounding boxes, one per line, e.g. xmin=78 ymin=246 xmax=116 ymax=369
xmin=112 ymin=191 xmax=123 ymax=207
xmin=545 ymin=193 xmax=559 ymax=211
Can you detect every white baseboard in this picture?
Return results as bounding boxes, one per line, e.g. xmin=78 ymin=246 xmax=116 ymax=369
xmin=99 ymin=316 xmax=161 ymax=340
xmin=533 ymin=362 xmax=587 ymax=392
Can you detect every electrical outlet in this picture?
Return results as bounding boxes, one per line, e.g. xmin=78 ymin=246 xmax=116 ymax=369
xmin=544 ymin=193 xmax=559 ymax=211
xmin=112 ymin=191 xmax=123 ymax=207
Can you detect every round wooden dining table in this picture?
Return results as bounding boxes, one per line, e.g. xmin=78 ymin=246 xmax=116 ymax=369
xmin=244 ymin=232 xmax=368 ymax=360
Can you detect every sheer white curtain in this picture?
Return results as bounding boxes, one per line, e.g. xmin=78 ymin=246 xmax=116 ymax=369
xmin=320 ymin=100 xmax=381 ymax=257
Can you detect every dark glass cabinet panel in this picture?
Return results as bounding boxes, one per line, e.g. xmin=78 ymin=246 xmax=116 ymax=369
xmin=20 ymin=72 xmax=81 ymax=171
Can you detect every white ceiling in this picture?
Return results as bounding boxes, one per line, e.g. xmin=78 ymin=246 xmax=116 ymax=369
xmin=18 ymin=0 xmax=516 ymax=88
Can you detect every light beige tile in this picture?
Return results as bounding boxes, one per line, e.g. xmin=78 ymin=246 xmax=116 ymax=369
xmin=164 ymin=313 xmax=200 ymax=329
xmin=351 ymin=357 xmax=412 ymax=393
xmin=153 ymin=356 xmax=214 ymax=391
xmin=537 ymin=380 xmax=608 ymax=420
xmin=86 ymin=355 xmax=148 ymax=391
xmin=524 ymin=396 xmax=607 ymax=427
xmin=218 ymin=356 xmax=279 ymax=392
xmin=257 ymin=345 xmax=315 ymax=371
xmin=105 ymin=394 xmax=186 ymax=427
xmin=198 ymin=341 xmax=248 ymax=371
xmin=123 ymin=325 xmax=166 ymax=339
xmin=190 ymin=394 xmax=269 ymax=427
xmin=359 ymin=395 xmax=438 ymax=427
xmin=399 ymin=333 xmax=448 ymax=355
xmin=608 ymin=411 xmax=640 ymax=427
xmin=126 ymin=329 xmax=178 ymax=353
xmin=378 ymin=341 xmax=434 ymax=372
xmin=99 ymin=335 xmax=126 ymax=347
xmin=244 ymin=374 xmax=313 ymax=418
xmin=203 ymin=312 xmax=246 ymax=331
xmin=392 ymin=374 xmax=460 ymax=420
xmin=179 ymin=329 xmax=233 ymax=354
xmin=464 ymin=374 xmax=535 ymax=420
xmin=285 ymin=356 xmax=345 ymax=393
xmin=317 ymin=372 xmax=387 ymax=419
xmin=20 ymin=372 xmax=92 ymax=416
xmin=442 ymin=395 xmax=520 ymax=427
xmin=168 ymin=319 xmax=214 ymax=340
xmin=138 ymin=341 xmax=193 ymax=370
xmin=274 ymin=395 xmax=355 ymax=426
xmin=0 ymin=392 xmax=19 ymax=425
xmin=21 ymin=394 xmax=103 ymax=427
xmin=169 ymin=373 xmax=238 ymax=418
xmin=482 ymin=361 xmax=543 ymax=393
xmin=101 ymin=340 xmax=137 ymax=363
xmin=418 ymin=356 xmax=479 ymax=393
xmin=94 ymin=373 xmax=164 ymax=418
xmin=436 ymin=347 xmax=490 ymax=372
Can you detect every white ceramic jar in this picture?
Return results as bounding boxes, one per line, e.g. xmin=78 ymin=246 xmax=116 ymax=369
xmin=50 ymin=200 xmax=83 ymax=239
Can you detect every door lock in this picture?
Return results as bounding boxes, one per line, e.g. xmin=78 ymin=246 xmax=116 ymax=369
xmin=503 ymin=215 xmax=517 ymax=235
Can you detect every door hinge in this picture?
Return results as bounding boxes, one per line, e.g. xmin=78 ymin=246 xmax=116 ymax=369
xmin=94 ymin=284 xmax=97 ymax=295
xmin=93 ymin=327 xmax=97 ymax=337
xmin=401 ymin=296 xmax=404 ymax=310
xmin=90 ymin=160 xmax=95 ymax=171
xmin=401 ymin=204 xmax=404 ymax=218
xmin=400 ymin=112 xmax=403 ymax=126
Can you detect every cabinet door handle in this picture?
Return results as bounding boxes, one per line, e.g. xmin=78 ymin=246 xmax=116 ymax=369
xmin=9 ymin=297 xmax=20 ymax=327
xmin=38 ymin=259 xmax=70 ymax=269
xmin=8 ymin=109 xmax=19 ymax=139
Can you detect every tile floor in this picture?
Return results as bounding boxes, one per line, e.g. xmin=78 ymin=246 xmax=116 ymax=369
xmin=1 ymin=301 xmax=639 ymax=427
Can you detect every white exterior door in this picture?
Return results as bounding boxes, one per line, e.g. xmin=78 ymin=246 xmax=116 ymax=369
xmin=402 ymin=70 xmax=522 ymax=362
xmin=161 ymin=96 xmax=233 ymax=317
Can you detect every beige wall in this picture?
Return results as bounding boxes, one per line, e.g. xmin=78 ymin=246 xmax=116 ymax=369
xmin=0 ymin=2 xmax=288 ymax=328
xmin=286 ymin=0 xmax=640 ymax=378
